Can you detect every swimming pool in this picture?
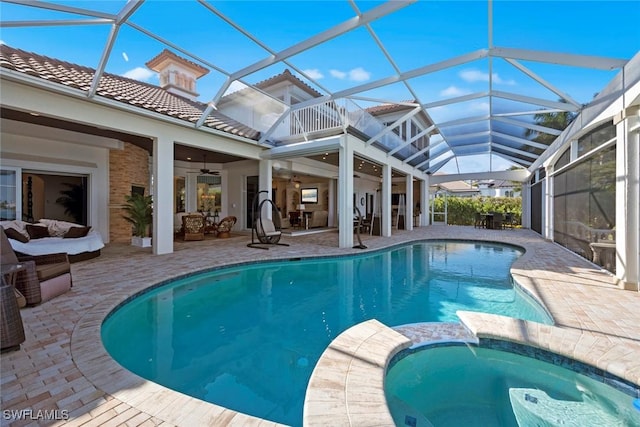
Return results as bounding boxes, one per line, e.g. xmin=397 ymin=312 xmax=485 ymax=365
xmin=102 ymin=240 xmax=551 ymax=426
xmin=385 ymin=344 xmax=640 ymax=426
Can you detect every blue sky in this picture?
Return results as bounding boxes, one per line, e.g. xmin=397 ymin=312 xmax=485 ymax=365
xmin=1 ymin=1 xmax=638 ymax=173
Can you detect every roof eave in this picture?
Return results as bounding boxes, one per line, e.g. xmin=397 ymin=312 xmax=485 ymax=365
xmin=0 ymin=69 xmax=261 ymax=145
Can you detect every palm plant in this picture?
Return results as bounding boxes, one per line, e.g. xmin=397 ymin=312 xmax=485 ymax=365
xmin=524 ymin=100 xmax=578 ymax=145
xmin=122 ymin=193 xmax=153 ymax=237
xmin=56 ymin=183 xmax=85 ymax=223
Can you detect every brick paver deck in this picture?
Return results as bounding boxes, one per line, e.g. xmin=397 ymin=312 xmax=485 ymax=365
xmin=1 ymin=226 xmax=638 ymax=426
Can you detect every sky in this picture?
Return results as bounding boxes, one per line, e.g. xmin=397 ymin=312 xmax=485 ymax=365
xmin=1 ymin=1 xmax=639 ymax=174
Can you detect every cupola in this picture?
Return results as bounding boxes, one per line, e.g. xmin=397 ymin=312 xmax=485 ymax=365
xmin=145 ymin=49 xmax=209 ymax=101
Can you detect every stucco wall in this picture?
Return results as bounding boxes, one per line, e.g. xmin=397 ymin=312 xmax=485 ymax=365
xmin=109 ymin=142 xmax=150 ymax=243
xmin=0 ymin=132 xmax=110 ymax=241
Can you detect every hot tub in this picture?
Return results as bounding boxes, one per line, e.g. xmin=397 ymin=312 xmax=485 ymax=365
xmin=385 ymin=342 xmax=640 ymax=427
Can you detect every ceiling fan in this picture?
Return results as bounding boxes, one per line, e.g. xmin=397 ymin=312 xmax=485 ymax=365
xmin=200 ymin=154 xmax=220 ymax=175
xmin=290 ymin=175 xmax=302 ymax=188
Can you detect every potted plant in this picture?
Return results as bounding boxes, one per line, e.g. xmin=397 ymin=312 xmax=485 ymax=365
xmin=122 ymin=193 xmax=153 ymax=247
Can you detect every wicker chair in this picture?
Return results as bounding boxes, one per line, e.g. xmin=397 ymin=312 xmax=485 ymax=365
xmin=1 ymin=228 xmax=72 ymax=305
xmin=216 ymin=216 xmax=237 ymax=238
xmin=182 ymin=214 xmax=205 ymax=241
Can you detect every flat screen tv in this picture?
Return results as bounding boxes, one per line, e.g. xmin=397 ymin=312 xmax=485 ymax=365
xmin=301 ymin=188 xmax=318 ymax=204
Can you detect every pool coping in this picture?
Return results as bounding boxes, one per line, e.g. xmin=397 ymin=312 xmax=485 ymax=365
xmin=65 ymin=231 xmax=640 ymax=426
xmin=303 ymin=315 xmax=640 ymax=426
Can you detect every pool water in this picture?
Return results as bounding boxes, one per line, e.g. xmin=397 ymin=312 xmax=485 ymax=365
xmin=385 ymin=345 xmax=640 ymax=427
xmin=102 ymin=241 xmax=551 ymax=426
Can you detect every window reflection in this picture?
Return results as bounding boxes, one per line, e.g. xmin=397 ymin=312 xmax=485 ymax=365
xmin=0 ymin=169 xmax=18 ymax=220
xmin=197 ymin=175 xmax=221 ymax=215
xmin=553 ymin=137 xmax=616 ymax=273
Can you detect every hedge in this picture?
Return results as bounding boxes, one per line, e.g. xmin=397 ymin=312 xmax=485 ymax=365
xmin=430 ymin=196 xmax=522 ymax=226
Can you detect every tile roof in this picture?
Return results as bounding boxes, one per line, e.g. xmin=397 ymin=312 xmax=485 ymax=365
xmin=145 ymin=49 xmax=209 ymax=77
xmin=0 ymin=44 xmax=260 ymax=140
xmin=365 ymin=101 xmax=417 ymax=115
xmin=254 ymin=69 xmax=323 ymax=98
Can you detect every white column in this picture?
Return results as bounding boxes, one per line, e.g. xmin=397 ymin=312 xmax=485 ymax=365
xmin=543 ymin=167 xmax=554 ymax=241
xmin=153 ymin=136 xmax=174 ymax=255
xmin=259 ymin=159 xmax=273 ymax=219
xmin=521 ymin=181 xmax=531 ymax=229
xmin=328 ymin=178 xmax=337 ymax=227
xmin=185 ymin=171 xmax=199 ymax=213
xmin=338 ymin=140 xmax=354 ymax=248
xmin=615 ymin=107 xmax=639 ymax=290
xmin=405 ymin=174 xmax=413 ymax=230
xmin=381 ymin=164 xmax=392 ymax=237
xmin=420 ymin=175 xmax=430 ymax=226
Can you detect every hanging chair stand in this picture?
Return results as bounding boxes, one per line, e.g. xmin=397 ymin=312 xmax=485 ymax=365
xmin=247 ymin=190 xmax=289 ymax=250
xmin=353 ymin=206 xmax=367 ymax=249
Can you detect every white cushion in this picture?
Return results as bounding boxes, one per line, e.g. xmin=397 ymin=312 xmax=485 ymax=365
xmin=0 ymin=220 xmax=30 ymax=238
xmin=8 ymin=230 xmax=105 ymax=256
xmin=38 ymin=219 xmax=83 ymax=237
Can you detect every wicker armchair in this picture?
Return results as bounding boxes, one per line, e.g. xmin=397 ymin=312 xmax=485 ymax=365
xmin=182 ymin=214 xmax=205 ymax=241
xmin=216 ymin=216 xmax=237 ymax=238
xmin=1 ymin=228 xmax=72 ymax=305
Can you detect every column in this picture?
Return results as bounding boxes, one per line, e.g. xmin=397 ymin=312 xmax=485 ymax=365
xmin=328 ymin=178 xmax=337 ymax=227
xmin=185 ymin=171 xmax=199 ymax=213
xmin=338 ymin=140 xmax=354 ymax=248
xmin=521 ymin=181 xmax=531 ymax=229
xmin=543 ymin=166 xmax=554 ymax=241
xmin=259 ymin=159 xmax=273 ymax=219
xmin=153 ymin=136 xmax=174 ymax=255
xmin=615 ymin=107 xmax=639 ymax=290
xmin=420 ymin=175 xmax=430 ymax=226
xmin=381 ymin=164 xmax=392 ymax=237
xmin=405 ymin=174 xmax=413 ymax=231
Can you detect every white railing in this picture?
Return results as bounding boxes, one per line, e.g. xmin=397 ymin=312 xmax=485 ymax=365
xmin=283 ymin=99 xmax=409 ymax=153
xmin=290 ymin=100 xmax=344 ymax=136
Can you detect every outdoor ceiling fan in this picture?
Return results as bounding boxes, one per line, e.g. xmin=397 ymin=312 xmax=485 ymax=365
xmin=200 ymin=154 xmax=220 ymax=175
xmin=290 ymin=175 xmax=302 ymax=188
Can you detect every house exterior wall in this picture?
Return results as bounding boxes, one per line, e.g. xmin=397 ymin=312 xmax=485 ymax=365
xmin=0 ymin=133 xmax=110 ymax=240
xmin=225 ymin=159 xmax=259 ymax=230
xmin=109 ymin=142 xmax=150 ymax=243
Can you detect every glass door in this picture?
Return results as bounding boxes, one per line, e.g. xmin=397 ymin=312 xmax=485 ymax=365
xmin=246 ymin=176 xmax=258 ymax=228
xmin=0 ymin=167 xmax=21 ymax=221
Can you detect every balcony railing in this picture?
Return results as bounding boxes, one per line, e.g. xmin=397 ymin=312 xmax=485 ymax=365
xmin=276 ymin=99 xmax=412 ymax=154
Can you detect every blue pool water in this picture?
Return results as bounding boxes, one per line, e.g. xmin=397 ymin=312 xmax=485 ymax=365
xmin=385 ymin=345 xmax=640 ymax=426
xmin=102 ymin=241 xmax=551 ymax=426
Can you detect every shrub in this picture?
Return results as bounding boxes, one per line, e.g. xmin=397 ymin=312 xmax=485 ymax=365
xmin=431 ymin=196 xmax=522 ymax=226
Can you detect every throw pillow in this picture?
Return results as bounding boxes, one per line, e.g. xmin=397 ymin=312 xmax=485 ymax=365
xmin=64 ymin=226 xmax=91 ymax=239
xmin=26 ymin=224 xmax=50 ymax=239
xmin=3 ymin=227 xmax=29 ymax=243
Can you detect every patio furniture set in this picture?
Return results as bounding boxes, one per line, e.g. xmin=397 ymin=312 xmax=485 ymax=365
xmin=474 ymin=212 xmax=517 ymax=230
xmin=180 ymin=213 xmax=237 ymax=241
xmin=1 ymin=227 xmax=73 ymax=351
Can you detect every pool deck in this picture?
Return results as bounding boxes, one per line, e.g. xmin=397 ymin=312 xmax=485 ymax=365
xmin=1 ymin=225 xmax=639 ymax=426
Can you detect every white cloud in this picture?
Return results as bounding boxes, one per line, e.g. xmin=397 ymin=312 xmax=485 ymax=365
xmin=459 ymin=69 xmax=516 ymax=85
xmin=459 ymin=69 xmax=489 ymax=83
xmin=348 ymin=67 xmax=371 ymax=82
xmin=440 ymin=85 xmax=470 ymax=97
xmin=0 ymin=40 xmax=5 ymax=45
xmin=469 ymin=101 xmax=490 ymax=112
xmin=122 ymin=52 xmax=129 ymax=62
xmin=122 ymin=67 xmax=156 ymax=82
xmin=493 ymin=74 xmax=516 ymax=85
xmin=329 ymin=67 xmax=371 ymax=82
xmin=303 ymin=68 xmax=324 ymax=80
xmin=330 ymin=69 xmax=347 ymax=79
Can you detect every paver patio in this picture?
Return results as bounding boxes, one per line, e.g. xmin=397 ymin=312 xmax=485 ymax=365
xmin=1 ymin=225 xmax=639 ymax=426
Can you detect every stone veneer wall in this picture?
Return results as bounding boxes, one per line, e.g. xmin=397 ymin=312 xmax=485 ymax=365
xmin=109 ymin=142 xmax=150 ymax=243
